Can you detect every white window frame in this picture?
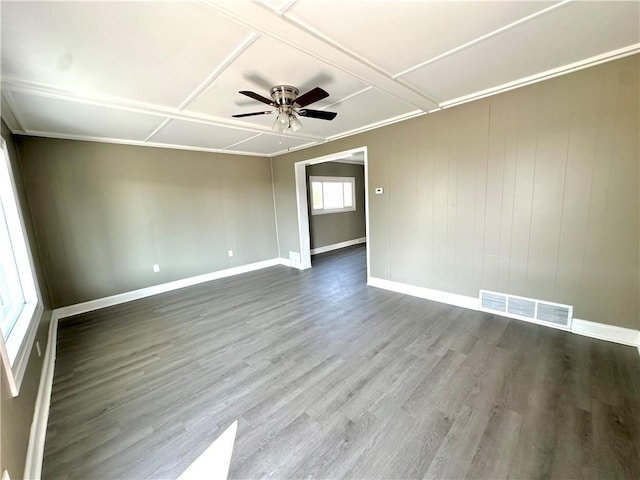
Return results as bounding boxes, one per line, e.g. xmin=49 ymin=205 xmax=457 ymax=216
xmin=0 ymin=137 xmax=43 ymax=396
xmin=309 ymin=176 xmax=356 ymax=215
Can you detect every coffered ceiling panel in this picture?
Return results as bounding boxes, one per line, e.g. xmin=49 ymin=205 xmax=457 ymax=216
xmin=285 ymin=0 xmax=557 ymax=76
xmin=185 ymin=35 xmax=369 ymax=121
xmin=149 ymin=119 xmax=257 ymax=152
xmin=0 ymin=1 xmax=252 ymax=106
xmin=256 ymin=0 xmax=294 ymax=14
xmin=297 ymin=88 xmax=420 ymax=139
xmin=1 ymin=1 xmax=637 ymax=156
xmin=8 ymin=92 xmax=165 ymax=141
xmin=229 ymin=133 xmax=313 ymax=156
xmin=400 ymin=1 xmax=640 ymax=102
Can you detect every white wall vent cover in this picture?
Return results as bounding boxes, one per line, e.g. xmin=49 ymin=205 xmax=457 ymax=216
xmin=479 ymin=290 xmax=573 ymax=330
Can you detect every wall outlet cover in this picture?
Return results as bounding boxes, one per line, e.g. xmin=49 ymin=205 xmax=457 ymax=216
xmin=153 ymin=264 xmax=160 ymax=273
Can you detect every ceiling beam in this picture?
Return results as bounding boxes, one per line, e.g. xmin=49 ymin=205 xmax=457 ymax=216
xmin=203 ymin=1 xmax=440 ymax=112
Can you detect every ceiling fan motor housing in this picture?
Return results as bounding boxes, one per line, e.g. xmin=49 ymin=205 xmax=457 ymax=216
xmin=270 ymin=85 xmax=299 ymax=106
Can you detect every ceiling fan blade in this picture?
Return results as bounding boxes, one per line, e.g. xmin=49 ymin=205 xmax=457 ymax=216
xmin=294 ymin=87 xmax=329 ymax=108
xmin=232 ymin=111 xmax=273 ymax=118
xmin=298 ymin=109 xmax=337 ymax=121
xmin=239 ymin=91 xmax=274 ymax=106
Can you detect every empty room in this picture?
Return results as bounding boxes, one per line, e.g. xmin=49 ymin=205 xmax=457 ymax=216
xmin=1 ymin=1 xmax=639 ymax=479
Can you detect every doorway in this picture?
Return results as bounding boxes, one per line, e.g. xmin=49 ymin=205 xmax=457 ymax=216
xmin=293 ymin=146 xmax=370 ymax=278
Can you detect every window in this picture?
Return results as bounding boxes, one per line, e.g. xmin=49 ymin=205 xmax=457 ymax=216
xmin=310 ymin=176 xmax=356 ymax=215
xmin=0 ymin=137 xmax=42 ymax=396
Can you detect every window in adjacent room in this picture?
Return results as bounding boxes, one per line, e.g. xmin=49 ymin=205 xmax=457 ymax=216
xmin=310 ymin=176 xmax=355 ymax=215
xmin=0 ymin=137 xmax=42 ymax=396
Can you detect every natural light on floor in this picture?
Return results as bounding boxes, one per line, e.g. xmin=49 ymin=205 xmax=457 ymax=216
xmin=177 ymin=420 xmax=237 ymax=480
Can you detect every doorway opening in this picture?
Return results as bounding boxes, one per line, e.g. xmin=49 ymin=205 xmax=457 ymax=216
xmin=293 ymin=146 xmax=370 ymax=279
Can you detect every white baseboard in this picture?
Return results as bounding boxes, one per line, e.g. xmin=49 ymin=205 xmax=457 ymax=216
xmin=23 ymin=256 xmax=295 ymax=479
xmin=54 ymin=258 xmax=287 ymax=319
xmin=367 ymin=276 xmax=479 ymax=311
xmin=571 ymin=318 xmax=640 ymax=348
xmin=310 ymin=237 xmax=366 ymax=255
xmin=277 ymin=258 xmax=292 ymax=268
xmin=367 ymin=276 xmax=640 ymax=350
xmin=23 ymin=311 xmax=58 ymax=480
xmin=24 ymin=266 xmax=640 ymax=479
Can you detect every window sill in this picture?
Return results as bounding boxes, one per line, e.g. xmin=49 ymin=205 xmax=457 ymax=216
xmin=2 ymin=301 xmax=43 ymax=396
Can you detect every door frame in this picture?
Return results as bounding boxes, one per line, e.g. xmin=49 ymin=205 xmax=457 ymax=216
xmin=293 ymin=146 xmax=370 ymax=275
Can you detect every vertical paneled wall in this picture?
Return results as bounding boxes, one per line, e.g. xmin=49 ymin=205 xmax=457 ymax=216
xmin=17 ymin=139 xmax=279 ymax=308
xmin=272 ymin=55 xmax=639 ymax=329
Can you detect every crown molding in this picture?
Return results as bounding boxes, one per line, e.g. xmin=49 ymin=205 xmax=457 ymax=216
xmin=439 ymin=44 xmax=640 ymax=110
xmin=12 ymin=129 xmax=274 ymax=158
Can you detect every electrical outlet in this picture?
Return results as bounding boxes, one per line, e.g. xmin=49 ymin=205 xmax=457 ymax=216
xmin=35 ymin=340 xmax=41 ymax=357
xmin=228 ymin=250 xmax=233 ymax=257
xmin=153 ymin=264 xmax=160 ymax=273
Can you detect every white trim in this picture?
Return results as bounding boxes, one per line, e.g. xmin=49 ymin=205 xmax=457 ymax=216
xmin=0 ymin=91 xmax=24 ymax=132
xmin=367 ymin=277 xmax=479 ymax=311
xmin=394 ymin=1 xmax=572 ymax=78
xmin=9 ymin=130 xmax=273 ymax=158
xmin=368 ymin=276 xmax=640 ymax=348
xmin=0 ymin=137 xmax=45 ymax=395
xmin=19 ymin=265 xmax=640 ymax=479
xmin=23 ymin=257 xmax=298 ymax=479
xmin=364 ymin=150 xmax=370 ymax=279
xmin=54 ymin=258 xmax=286 ymax=319
xmin=1 ymin=79 xmax=326 ymax=143
xmin=5 ymin=303 xmax=43 ymax=395
xmin=294 ymin=163 xmax=312 ymax=269
xmin=204 ymin=2 xmax=437 ymax=111
xmin=324 ymin=110 xmax=424 ymax=143
xmin=277 ymin=258 xmax=292 ymax=268
xmin=294 ymin=146 xmax=369 ymax=273
xmin=571 ymin=318 xmax=640 ymax=348
xmin=309 ymin=175 xmax=356 ymax=215
xmin=439 ymin=44 xmax=640 ymax=111
xmin=23 ymin=311 xmax=57 ymax=480
xmin=269 ymin=158 xmax=282 ymax=258
xmin=310 ymin=237 xmax=366 ymax=255
xmin=177 ymin=32 xmax=259 ymax=110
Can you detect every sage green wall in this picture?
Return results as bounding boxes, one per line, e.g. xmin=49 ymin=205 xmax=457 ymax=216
xmin=306 ymin=162 xmax=366 ymax=249
xmin=1 ymin=120 xmax=52 ymax=480
xmin=272 ymin=55 xmax=640 ymax=330
xmin=16 ymin=138 xmax=279 ymax=308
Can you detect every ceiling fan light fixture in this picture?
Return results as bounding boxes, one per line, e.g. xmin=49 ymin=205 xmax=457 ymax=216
xmin=289 ymin=114 xmax=302 ymax=132
xmin=273 ymin=112 xmax=289 ymax=132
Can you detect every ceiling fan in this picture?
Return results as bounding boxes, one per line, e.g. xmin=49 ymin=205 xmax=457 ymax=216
xmin=232 ymin=85 xmax=337 ymax=132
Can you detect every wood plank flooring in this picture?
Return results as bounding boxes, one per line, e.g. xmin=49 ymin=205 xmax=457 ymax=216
xmin=43 ymin=245 xmax=640 ymax=479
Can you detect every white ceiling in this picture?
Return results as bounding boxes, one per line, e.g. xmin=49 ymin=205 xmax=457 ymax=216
xmin=1 ymin=1 xmax=638 ymax=157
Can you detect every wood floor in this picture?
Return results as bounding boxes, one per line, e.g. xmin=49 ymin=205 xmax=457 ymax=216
xmin=43 ymin=245 xmax=640 ymax=479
